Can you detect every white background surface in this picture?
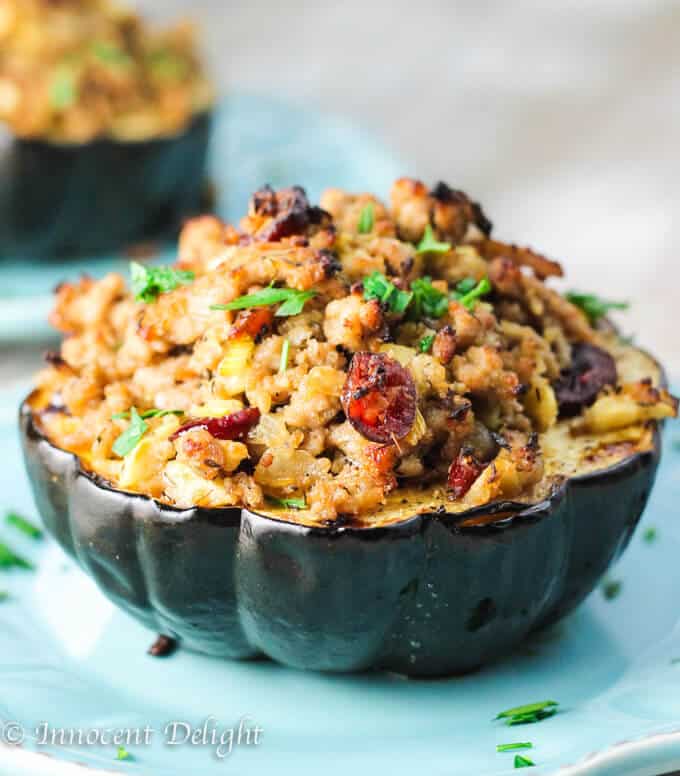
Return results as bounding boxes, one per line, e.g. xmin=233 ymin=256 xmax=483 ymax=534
xmin=4 ymin=0 xmax=680 ymax=379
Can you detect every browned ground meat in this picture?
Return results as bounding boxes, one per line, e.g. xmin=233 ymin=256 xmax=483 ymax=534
xmin=32 ymin=178 xmax=678 ymax=522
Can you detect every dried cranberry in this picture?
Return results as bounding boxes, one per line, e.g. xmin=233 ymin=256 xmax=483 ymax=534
xmin=171 ymin=408 xmax=261 ymax=441
xmin=341 ymin=352 xmax=416 ymax=443
xmin=553 ymin=343 xmax=617 ymax=417
xmin=447 ymin=448 xmax=488 ymax=498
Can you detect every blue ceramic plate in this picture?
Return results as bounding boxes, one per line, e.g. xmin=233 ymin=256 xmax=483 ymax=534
xmin=0 ymin=93 xmax=403 ymax=342
xmin=1 ymin=383 xmax=680 ymax=776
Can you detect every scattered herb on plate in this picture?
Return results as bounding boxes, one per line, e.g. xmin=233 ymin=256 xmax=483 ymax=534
xmin=419 ymin=334 xmax=435 ymax=353
xmin=357 ymin=203 xmax=375 ymax=234
xmin=130 ymin=262 xmax=195 ymax=303
xmin=0 ymin=542 xmax=34 ymax=570
xmin=495 ymin=700 xmax=559 ymax=725
xmin=497 ymin=742 xmax=533 ymax=752
xmin=410 ymin=276 xmax=449 ymax=318
xmin=363 ymin=272 xmax=412 ymax=314
xmin=112 ymin=407 xmax=148 ymax=457
xmin=514 ymin=754 xmax=535 ymax=768
xmin=565 ymin=291 xmax=629 ymax=324
xmin=601 ymin=578 xmax=622 ymax=601
xmin=6 ymin=512 xmax=43 ymax=540
xmin=211 ymin=286 xmax=316 ymax=317
xmin=416 ymin=224 xmax=451 ymax=254
xmin=643 ymin=526 xmax=657 ymax=543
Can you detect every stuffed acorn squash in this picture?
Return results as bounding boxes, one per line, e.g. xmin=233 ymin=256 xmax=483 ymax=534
xmin=0 ymin=0 xmax=213 ymax=258
xmin=21 ymin=179 xmax=678 ymax=675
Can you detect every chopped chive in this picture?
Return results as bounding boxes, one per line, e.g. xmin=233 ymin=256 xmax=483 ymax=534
xmin=643 ymin=526 xmax=657 ymax=543
xmin=601 ymin=578 xmax=621 ymax=600
xmin=279 ymin=339 xmax=290 ymax=374
xmin=268 ymin=496 xmax=307 ymax=510
xmin=357 ymin=202 xmax=375 ymax=234
xmin=495 ymin=700 xmax=558 ymax=726
xmin=416 ymin=224 xmax=451 ymax=254
xmin=112 ymin=407 xmax=148 ymax=457
xmin=497 ymin=743 xmax=533 ymax=752
xmin=514 ymin=754 xmax=535 ymax=768
xmin=211 ymin=286 xmax=316 ymax=317
xmin=565 ymin=291 xmax=629 ymax=324
xmin=6 ymin=512 xmax=43 ymax=540
xmin=0 ymin=542 xmax=34 ymax=570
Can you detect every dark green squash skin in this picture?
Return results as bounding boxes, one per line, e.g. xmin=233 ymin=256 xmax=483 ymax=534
xmin=19 ymin=401 xmax=661 ymax=676
xmin=0 ymin=112 xmax=212 ymax=259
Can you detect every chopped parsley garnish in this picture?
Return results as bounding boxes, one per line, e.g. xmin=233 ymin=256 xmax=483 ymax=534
xmin=565 ymin=291 xmax=629 ymax=324
xmin=495 ymin=700 xmax=558 ymax=725
xmin=211 ymin=286 xmax=316 ymax=317
xmin=279 ymin=339 xmax=290 ymax=374
xmin=416 ymin=224 xmax=451 ymax=254
xmin=112 ymin=407 xmax=148 ymax=457
xmin=601 ymin=578 xmax=622 ymax=600
xmin=454 ymin=277 xmax=478 ymax=295
xmin=643 ymin=526 xmax=657 ymax=543
xmin=148 ymin=49 xmax=190 ymax=80
xmin=92 ymin=42 xmax=132 ymax=66
xmin=363 ymin=272 xmax=412 ymax=314
xmin=6 ymin=512 xmax=43 ymax=540
xmin=112 ymin=408 xmax=183 ymax=421
xmin=410 ymin=276 xmax=449 ymax=318
xmin=0 ymin=543 xmax=34 ymax=570
xmin=419 ymin=334 xmax=435 ymax=353
xmin=497 ymin=743 xmax=533 ymax=753
xmin=268 ymin=496 xmax=307 ymax=510
xmin=453 ymin=276 xmax=492 ymax=310
xmin=50 ymin=67 xmax=78 ymax=110
xmin=130 ymin=262 xmax=195 ymax=303
xmin=116 ymin=746 xmax=132 ymax=761
xmin=514 ymin=754 xmax=535 ymax=768
xmin=357 ymin=203 xmax=375 ymax=234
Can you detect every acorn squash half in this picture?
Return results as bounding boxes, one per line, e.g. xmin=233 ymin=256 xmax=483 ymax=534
xmin=0 ymin=111 xmax=212 ymax=259
xmin=18 ymin=344 xmax=666 ymax=677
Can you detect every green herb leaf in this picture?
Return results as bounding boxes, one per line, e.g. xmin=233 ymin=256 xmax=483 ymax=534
xmin=112 ymin=407 xmax=148 ymax=457
xmin=643 ymin=526 xmax=657 ymax=544
xmin=601 ymin=578 xmax=622 ymax=600
xmin=455 ymin=277 xmax=478 ymax=295
xmin=453 ymin=276 xmax=492 ymax=310
xmin=116 ymin=746 xmax=132 ymax=761
xmin=268 ymin=496 xmax=307 ymax=510
xmin=416 ymin=224 xmax=451 ymax=254
xmin=496 ymin=700 xmax=558 ymax=726
xmin=279 ymin=339 xmax=290 ymax=374
xmin=514 ymin=754 xmax=535 ymax=768
xmin=419 ymin=334 xmax=435 ymax=353
xmin=148 ymin=49 xmax=190 ymax=80
xmin=497 ymin=743 xmax=533 ymax=753
xmin=50 ymin=67 xmax=78 ymax=110
xmin=565 ymin=291 xmax=629 ymax=324
xmin=92 ymin=42 xmax=132 ymax=66
xmin=410 ymin=276 xmax=449 ymax=319
xmin=211 ymin=286 xmax=316 ymax=318
xmin=112 ymin=409 xmax=184 ymax=421
xmin=357 ymin=203 xmax=375 ymax=234
xmin=6 ymin=512 xmax=42 ymax=540
xmin=130 ymin=262 xmax=195 ymax=303
xmin=363 ymin=272 xmax=413 ymax=314
xmin=0 ymin=543 xmax=34 ymax=570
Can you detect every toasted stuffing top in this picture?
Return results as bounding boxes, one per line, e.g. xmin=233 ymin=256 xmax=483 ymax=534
xmin=31 ymin=178 xmax=678 ymax=524
xmin=0 ymin=0 xmax=212 ymax=143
